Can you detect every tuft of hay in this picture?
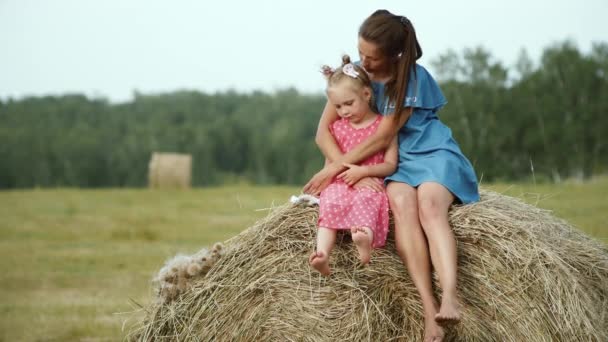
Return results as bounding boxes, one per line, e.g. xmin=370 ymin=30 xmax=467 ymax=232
xmin=128 ymin=189 xmax=608 ymax=341
xmin=153 ymin=243 xmax=225 ymax=303
xmin=148 ymin=152 xmax=192 ymax=189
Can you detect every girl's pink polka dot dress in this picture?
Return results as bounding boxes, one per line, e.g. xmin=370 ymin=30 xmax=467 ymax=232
xmin=318 ymin=115 xmax=389 ymax=248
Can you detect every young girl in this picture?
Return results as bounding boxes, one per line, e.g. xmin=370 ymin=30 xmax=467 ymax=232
xmin=304 ymin=10 xmax=480 ymax=341
xmin=308 ymin=56 xmax=398 ymax=276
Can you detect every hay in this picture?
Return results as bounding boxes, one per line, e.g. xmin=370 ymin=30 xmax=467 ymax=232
xmin=148 ymin=152 xmax=192 ymax=189
xmin=153 ymin=243 xmax=225 ymax=303
xmin=128 ymin=189 xmax=608 ymax=341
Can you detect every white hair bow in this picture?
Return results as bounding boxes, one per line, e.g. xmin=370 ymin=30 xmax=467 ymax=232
xmin=342 ymin=64 xmax=359 ymax=78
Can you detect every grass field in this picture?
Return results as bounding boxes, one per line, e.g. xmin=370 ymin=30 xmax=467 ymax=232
xmin=0 ymin=180 xmax=606 ymax=341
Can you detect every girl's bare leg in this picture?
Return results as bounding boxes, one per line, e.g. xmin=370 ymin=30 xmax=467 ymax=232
xmin=417 ymin=182 xmax=461 ymax=326
xmin=308 ymin=227 xmax=337 ymax=276
xmin=351 ymin=227 xmax=373 ymax=265
xmin=387 ymin=182 xmax=445 ymax=342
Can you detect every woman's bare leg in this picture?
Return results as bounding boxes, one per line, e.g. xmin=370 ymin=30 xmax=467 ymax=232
xmin=417 ymin=182 xmax=461 ymax=325
xmin=387 ymin=182 xmax=444 ymax=342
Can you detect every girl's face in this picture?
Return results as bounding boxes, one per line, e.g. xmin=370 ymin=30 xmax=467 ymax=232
xmin=327 ymin=81 xmax=372 ymax=124
xmin=358 ymin=37 xmax=390 ymax=78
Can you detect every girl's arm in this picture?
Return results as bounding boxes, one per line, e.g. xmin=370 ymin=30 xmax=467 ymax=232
xmin=304 ymin=108 xmax=413 ymax=195
xmin=338 ymin=136 xmax=398 ymax=185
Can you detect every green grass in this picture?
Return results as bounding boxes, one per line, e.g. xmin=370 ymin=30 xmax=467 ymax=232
xmin=484 ymin=178 xmax=608 ymax=239
xmin=0 ymin=181 xmax=606 ymax=341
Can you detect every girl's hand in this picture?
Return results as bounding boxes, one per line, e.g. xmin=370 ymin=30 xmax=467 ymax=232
xmin=303 ymin=164 xmax=341 ymax=196
xmin=353 ymin=177 xmax=384 ymax=192
xmin=337 ymin=163 xmax=367 ymax=186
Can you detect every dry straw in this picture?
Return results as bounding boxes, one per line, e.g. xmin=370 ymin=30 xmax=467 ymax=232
xmin=148 ymin=152 xmax=192 ymax=189
xmin=128 ymin=189 xmax=608 ymax=341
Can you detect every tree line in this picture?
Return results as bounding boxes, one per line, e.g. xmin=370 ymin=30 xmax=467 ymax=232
xmin=1 ymin=41 xmax=606 ymax=188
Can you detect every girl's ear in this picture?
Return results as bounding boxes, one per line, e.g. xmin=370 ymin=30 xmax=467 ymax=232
xmin=362 ymin=86 xmax=377 ymax=112
xmin=362 ymin=87 xmax=372 ymax=102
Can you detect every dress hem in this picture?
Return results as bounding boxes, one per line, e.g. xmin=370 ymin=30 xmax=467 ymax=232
xmin=384 ymin=177 xmax=479 ymax=204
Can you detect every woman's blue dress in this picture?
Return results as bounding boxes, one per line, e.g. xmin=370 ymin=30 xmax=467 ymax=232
xmin=373 ymin=64 xmax=479 ymax=204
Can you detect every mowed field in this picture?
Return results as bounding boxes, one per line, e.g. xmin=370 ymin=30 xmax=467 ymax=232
xmin=1 ymin=180 xmax=606 ymax=341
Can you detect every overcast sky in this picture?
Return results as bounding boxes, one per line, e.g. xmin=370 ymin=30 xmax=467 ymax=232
xmin=1 ymin=0 xmax=606 ymax=103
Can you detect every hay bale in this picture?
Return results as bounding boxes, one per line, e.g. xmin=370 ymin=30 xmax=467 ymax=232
xmin=129 ymin=190 xmax=608 ymax=341
xmin=148 ymin=152 xmax=192 ymax=189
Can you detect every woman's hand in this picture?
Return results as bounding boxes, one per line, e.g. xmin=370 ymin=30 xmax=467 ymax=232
xmin=337 ymin=163 xmax=367 ymax=186
xmin=353 ymin=177 xmax=384 ymax=192
xmin=303 ymin=163 xmax=342 ymax=196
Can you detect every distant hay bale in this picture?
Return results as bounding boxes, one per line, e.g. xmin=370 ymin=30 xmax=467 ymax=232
xmin=148 ymin=152 xmax=192 ymax=189
xmin=128 ymin=190 xmax=608 ymax=341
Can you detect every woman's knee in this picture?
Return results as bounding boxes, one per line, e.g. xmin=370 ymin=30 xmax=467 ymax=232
xmin=418 ymin=196 xmax=447 ymax=228
xmin=387 ymin=183 xmax=417 ymax=216
xmin=417 ymin=183 xmax=452 ymax=226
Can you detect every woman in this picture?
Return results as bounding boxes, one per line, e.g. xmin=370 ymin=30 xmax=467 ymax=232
xmin=304 ymin=10 xmax=479 ymax=342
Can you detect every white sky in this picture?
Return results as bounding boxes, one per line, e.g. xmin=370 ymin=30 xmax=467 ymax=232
xmin=1 ymin=0 xmax=606 ymax=103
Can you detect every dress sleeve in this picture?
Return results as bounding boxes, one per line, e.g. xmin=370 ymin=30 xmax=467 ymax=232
xmin=403 ymin=64 xmax=447 ymax=112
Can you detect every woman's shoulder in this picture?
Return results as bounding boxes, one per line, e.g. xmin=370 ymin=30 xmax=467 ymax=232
xmin=413 ymin=63 xmax=436 ymax=81
xmin=405 ymin=63 xmax=446 ymax=111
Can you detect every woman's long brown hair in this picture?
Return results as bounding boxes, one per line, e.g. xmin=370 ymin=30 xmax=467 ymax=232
xmin=359 ymin=10 xmax=422 ymax=123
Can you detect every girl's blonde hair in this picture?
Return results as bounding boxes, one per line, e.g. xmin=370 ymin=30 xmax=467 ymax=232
xmin=322 ymin=55 xmax=377 ymax=112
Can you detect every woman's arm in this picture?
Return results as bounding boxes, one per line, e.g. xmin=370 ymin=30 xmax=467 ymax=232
xmin=370 ymin=135 xmax=399 ymax=177
xmin=304 ymin=108 xmax=413 ymax=195
xmin=315 ymin=101 xmax=343 ymax=162
xmin=338 ymin=136 xmax=398 ymax=185
xmin=339 ymin=110 xmax=410 ymax=166
xmin=383 ymin=135 xmax=399 ymax=173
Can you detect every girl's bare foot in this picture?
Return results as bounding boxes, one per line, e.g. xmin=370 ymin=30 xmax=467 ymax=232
xmin=351 ymin=227 xmax=373 ymax=265
xmin=435 ymin=295 xmax=462 ymax=326
xmin=308 ymin=251 xmax=331 ymax=276
xmin=425 ymin=312 xmax=446 ymax=342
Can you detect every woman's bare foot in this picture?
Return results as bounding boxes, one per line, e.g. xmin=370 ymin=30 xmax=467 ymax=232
xmin=351 ymin=227 xmax=373 ymax=265
xmin=425 ymin=312 xmax=446 ymax=342
xmin=435 ymin=295 xmax=462 ymax=326
xmin=308 ymin=251 xmax=331 ymax=276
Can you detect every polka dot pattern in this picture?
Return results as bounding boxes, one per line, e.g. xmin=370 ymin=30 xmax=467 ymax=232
xmin=318 ymin=116 xmax=390 ymax=248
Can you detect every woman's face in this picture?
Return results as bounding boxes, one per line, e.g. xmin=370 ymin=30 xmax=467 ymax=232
xmin=358 ymin=37 xmax=390 ymax=78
